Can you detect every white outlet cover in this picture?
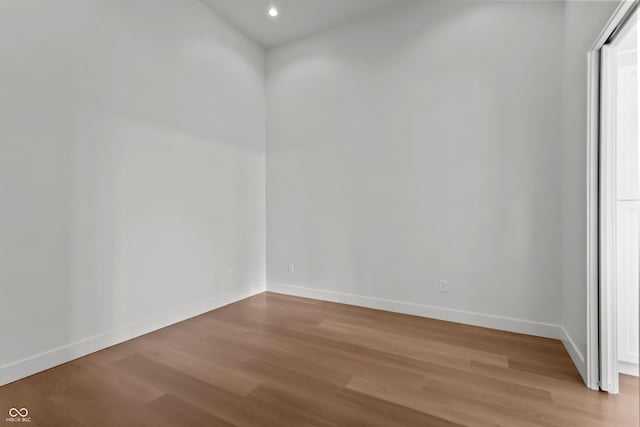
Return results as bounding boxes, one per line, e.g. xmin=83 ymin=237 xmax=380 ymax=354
xmin=439 ymin=280 xmax=448 ymax=292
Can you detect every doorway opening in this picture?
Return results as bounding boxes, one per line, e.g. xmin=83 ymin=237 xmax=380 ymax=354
xmin=589 ymin=0 xmax=640 ymax=394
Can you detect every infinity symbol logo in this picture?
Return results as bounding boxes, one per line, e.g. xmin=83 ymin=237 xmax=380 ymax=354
xmin=8 ymin=408 xmax=28 ymax=417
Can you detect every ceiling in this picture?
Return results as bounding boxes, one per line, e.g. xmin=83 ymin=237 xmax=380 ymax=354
xmin=200 ymin=0 xmax=411 ymax=48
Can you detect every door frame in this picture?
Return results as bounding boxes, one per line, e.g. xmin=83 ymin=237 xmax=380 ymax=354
xmin=586 ymin=0 xmax=639 ymax=393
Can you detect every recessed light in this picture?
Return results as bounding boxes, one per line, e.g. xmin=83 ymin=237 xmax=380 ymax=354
xmin=268 ymin=7 xmax=278 ymax=18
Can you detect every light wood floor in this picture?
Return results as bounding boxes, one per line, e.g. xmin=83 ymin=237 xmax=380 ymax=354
xmin=1 ymin=292 xmax=637 ymax=426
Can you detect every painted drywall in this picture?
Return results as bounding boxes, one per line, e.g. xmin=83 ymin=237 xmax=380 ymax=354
xmin=0 ymin=0 xmax=265 ymax=384
xmin=267 ymin=1 xmax=568 ymax=331
xmin=560 ymin=0 xmax=620 ymax=379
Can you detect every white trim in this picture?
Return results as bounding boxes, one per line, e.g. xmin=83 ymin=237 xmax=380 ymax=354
xmin=618 ymin=360 xmax=639 ymax=376
xmin=586 ymin=49 xmax=601 ymax=391
xmin=267 ymin=282 xmax=563 ymax=340
xmin=0 ymin=286 xmax=264 ymax=387
xmin=592 ymin=0 xmax=639 ymax=50
xmin=562 ymin=327 xmax=587 ymax=383
xmin=600 ymin=44 xmax=620 ymax=395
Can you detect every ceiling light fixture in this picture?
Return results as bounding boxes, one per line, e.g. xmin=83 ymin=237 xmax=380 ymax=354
xmin=268 ymin=7 xmax=278 ymax=18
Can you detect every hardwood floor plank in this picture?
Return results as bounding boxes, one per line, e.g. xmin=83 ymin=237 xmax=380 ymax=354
xmin=317 ymin=319 xmax=510 ymax=367
xmin=135 ymin=338 xmax=263 ymax=396
xmin=147 ymin=394 xmax=236 ymax=427
xmin=0 ymin=381 xmax=85 ymax=427
xmin=242 ymin=358 xmax=463 ymax=427
xmin=113 ymin=353 xmax=267 ymax=427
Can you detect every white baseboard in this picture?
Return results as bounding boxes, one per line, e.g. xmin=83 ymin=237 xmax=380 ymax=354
xmin=561 ymin=327 xmax=587 ymax=384
xmin=267 ymin=282 xmax=563 ymax=340
xmin=619 ymin=360 xmax=639 ymax=377
xmin=0 ymin=285 xmax=264 ymax=387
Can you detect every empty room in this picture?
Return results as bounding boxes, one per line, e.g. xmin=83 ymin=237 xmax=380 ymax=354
xmin=1 ymin=0 xmax=639 ymax=426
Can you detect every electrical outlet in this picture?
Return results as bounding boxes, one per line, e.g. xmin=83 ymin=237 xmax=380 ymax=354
xmin=439 ymin=280 xmax=448 ymax=293
xmin=288 ymin=263 xmax=295 ymax=274
xmin=227 ymin=269 xmax=234 ymax=280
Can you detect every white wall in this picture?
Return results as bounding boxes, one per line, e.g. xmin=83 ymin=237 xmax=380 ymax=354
xmin=267 ymin=1 xmax=568 ymax=333
xmin=0 ymin=0 xmax=266 ymax=385
xmin=560 ymin=0 xmax=619 ymax=380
